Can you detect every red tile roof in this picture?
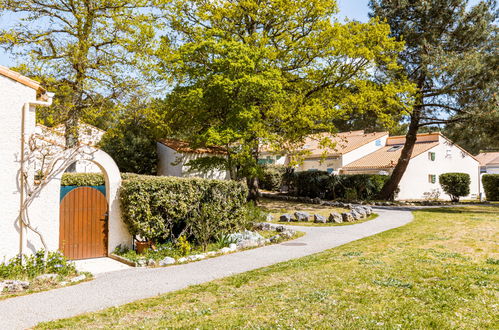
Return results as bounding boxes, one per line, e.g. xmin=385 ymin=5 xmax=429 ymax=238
xmin=158 ymin=139 xmax=227 ymax=155
xmin=0 ymin=65 xmax=46 ymax=95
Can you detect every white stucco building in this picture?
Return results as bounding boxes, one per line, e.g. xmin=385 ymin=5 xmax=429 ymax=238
xmin=259 ymin=130 xmax=389 ymax=174
xmin=157 ymin=139 xmax=230 ymax=180
xmin=341 ymin=133 xmax=480 ymax=201
xmin=0 ymin=66 xmax=130 ymax=261
xmin=476 ymin=152 xmax=499 ymax=174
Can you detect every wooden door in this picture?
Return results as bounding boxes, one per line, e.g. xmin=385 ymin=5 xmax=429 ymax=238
xmin=59 ymin=187 xmax=108 ymax=260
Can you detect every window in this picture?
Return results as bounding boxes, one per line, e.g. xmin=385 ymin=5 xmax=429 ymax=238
xmin=428 ymin=152 xmax=436 ymax=161
xmin=307 ymin=169 xmax=318 ymax=172
xmin=445 ymin=149 xmax=452 ymax=159
xmin=375 ymin=139 xmax=381 ymax=146
xmin=428 ymin=174 xmax=436 ymax=184
xmin=388 ymin=145 xmax=403 ymax=152
xmin=327 ymin=168 xmax=334 ymax=174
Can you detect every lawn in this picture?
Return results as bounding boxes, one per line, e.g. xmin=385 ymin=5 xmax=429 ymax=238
xmin=38 ymin=206 xmax=498 ymax=329
xmin=259 ymin=198 xmax=377 ymax=226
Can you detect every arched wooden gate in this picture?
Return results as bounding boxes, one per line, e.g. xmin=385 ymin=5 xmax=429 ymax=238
xmin=59 ymin=187 xmax=108 ymax=260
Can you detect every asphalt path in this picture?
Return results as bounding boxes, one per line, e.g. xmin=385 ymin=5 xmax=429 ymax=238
xmin=0 ymin=207 xmax=413 ymax=329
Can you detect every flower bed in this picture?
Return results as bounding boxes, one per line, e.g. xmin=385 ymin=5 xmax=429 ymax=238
xmin=112 ymin=225 xmax=301 ymax=267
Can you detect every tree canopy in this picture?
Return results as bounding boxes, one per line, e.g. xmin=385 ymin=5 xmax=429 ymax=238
xmin=156 ymin=0 xmax=414 ymax=199
xmin=370 ymin=0 xmax=498 ymax=199
xmin=0 ymin=0 xmax=162 ymax=146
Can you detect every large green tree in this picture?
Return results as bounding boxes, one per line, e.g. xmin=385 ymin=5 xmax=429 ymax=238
xmin=370 ymin=0 xmax=498 ymax=200
xmin=0 ymin=0 xmax=161 ymax=148
xmin=157 ymin=0 xmax=414 ymax=199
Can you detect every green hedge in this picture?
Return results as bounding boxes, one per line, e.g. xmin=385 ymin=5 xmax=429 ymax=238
xmin=119 ymin=175 xmax=249 ymax=243
xmin=482 ymin=174 xmax=499 ymax=201
xmin=258 ymin=165 xmax=287 ymax=191
xmin=61 ymin=173 xmax=105 ymax=186
xmin=288 ymin=171 xmax=389 ymax=200
xmin=439 ymin=173 xmax=470 ymax=202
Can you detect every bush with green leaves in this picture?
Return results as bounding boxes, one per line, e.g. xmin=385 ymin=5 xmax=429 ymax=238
xmin=439 ymin=173 xmax=470 ymax=202
xmin=119 ymin=175 xmax=249 ymax=244
xmin=287 ymin=172 xmax=389 ymax=200
xmin=0 ymin=250 xmax=77 ymax=280
xmin=61 ymin=172 xmax=105 ymax=186
xmin=259 ymin=165 xmax=287 ymax=191
xmin=482 ymin=174 xmax=499 ymax=201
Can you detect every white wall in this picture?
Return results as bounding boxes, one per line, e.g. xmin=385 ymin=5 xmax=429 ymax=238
xmin=397 ymin=137 xmax=479 ymax=201
xmin=342 ymin=135 xmax=388 ymax=166
xmin=157 ymin=143 xmax=230 ymax=180
xmin=0 ymin=75 xmax=38 ymax=261
xmin=297 ymin=135 xmax=387 ymax=172
xmin=25 ymin=147 xmax=131 ymax=257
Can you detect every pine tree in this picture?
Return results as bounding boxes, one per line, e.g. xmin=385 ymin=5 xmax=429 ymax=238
xmin=369 ymin=0 xmax=498 ymax=200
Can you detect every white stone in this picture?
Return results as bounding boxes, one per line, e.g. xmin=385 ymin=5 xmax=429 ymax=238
xmin=70 ymin=275 xmax=86 ymax=283
xmin=219 ymin=247 xmax=231 ymax=254
xmin=177 ymin=257 xmax=188 ymax=263
xmin=35 ymin=273 xmax=58 ymax=281
xmin=159 ymin=257 xmax=176 ymax=266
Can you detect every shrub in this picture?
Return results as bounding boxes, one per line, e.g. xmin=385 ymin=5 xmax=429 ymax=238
xmin=0 ymin=250 xmax=77 ymax=280
xmin=287 ymin=172 xmax=389 ymax=200
xmin=259 ymin=165 xmax=287 ymax=191
xmin=61 ymin=172 xmax=105 ymax=186
xmin=119 ymin=175 xmax=249 ymax=244
xmin=439 ymin=173 xmax=470 ymax=202
xmin=482 ymin=174 xmax=499 ymax=201
xmin=292 ymin=171 xmax=331 ymax=198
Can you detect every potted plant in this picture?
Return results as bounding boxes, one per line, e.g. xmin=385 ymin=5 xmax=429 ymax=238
xmin=135 ymin=238 xmax=155 ymax=254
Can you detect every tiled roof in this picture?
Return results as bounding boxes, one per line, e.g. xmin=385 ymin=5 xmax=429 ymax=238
xmin=301 ymin=130 xmax=388 ymax=157
xmin=476 ymin=152 xmax=499 ymax=165
xmin=0 ymin=65 xmax=45 ymax=94
xmin=158 ymin=139 xmax=227 ymax=155
xmin=386 ymin=132 xmax=440 ymax=145
xmin=342 ymin=142 xmax=439 ymax=169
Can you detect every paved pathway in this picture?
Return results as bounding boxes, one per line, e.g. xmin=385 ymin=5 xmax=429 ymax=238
xmin=0 ymin=208 xmax=413 ymax=329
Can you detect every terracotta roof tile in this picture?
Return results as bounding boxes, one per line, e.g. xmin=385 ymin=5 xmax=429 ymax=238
xmin=342 ymin=142 xmax=439 ymax=169
xmin=301 ymin=131 xmax=388 ymax=157
xmin=0 ymin=65 xmax=45 ymax=94
xmin=158 ymin=139 xmax=227 ymax=155
xmin=476 ymin=152 xmax=499 ymax=165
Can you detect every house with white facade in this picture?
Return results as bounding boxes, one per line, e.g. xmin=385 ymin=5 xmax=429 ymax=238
xmin=259 ymin=130 xmax=389 ymax=173
xmin=0 ymin=65 xmax=129 ymax=261
xmin=341 ymin=133 xmax=480 ymax=200
xmin=157 ymin=139 xmax=230 ymax=180
xmin=476 ymin=152 xmax=499 ymax=174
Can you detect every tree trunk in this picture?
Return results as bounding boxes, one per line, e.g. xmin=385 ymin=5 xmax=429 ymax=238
xmin=247 ymin=176 xmax=259 ymax=202
xmin=378 ymin=105 xmax=422 ymax=200
xmin=64 ymin=112 xmax=79 ymax=172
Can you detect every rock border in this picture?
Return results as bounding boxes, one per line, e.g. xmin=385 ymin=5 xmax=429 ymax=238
xmin=115 ymin=226 xmax=298 ymax=268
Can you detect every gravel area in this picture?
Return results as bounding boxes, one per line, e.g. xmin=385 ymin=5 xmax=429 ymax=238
xmin=0 ymin=207 xmax=413 ymax=329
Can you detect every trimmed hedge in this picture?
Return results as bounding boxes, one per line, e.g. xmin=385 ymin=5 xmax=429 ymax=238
xmin=119 ymin=175 xmax=249 ymax=243
xmin=439 ymin=173 xmax=470 ymax=202
xmin=482 ymin=174 xmax=499 ymax=201
xmin=258 ymin=165 xmax=287 ymax=191
xmin=61 ymin=172 xmax=104 ymax=186
xmin=288 ymin=171 xmax=389 ymax=200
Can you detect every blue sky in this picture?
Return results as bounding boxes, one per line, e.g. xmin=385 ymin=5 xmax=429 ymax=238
xmin=0 ymin=0 xmax=371 ymax=68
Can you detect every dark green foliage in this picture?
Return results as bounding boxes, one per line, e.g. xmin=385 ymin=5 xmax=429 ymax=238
xmin=119 ymin=175 xmax=249 ymax=243
xmin=482 ymin=174 xmax=499 ymax=201
xmin=439 ymin=173 xmax=471 ymax=202
xmin=61 ymin=173 xmax=105 ymax=186
xmin=99 ymin=125 xmax=157 ymax=175
xmin=288 ymin=172 xmax=390 ymax=200
xmin=259 ymin=165 xmax=287 ymax=191
xmin=0 ymin=250 xmax=77 ymax=280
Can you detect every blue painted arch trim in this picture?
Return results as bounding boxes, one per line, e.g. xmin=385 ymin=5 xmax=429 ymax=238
xmin=60 ymin=185 xmax=106 ymax=201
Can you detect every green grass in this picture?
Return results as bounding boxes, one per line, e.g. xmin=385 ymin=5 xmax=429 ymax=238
xmin=259 ymin=198 xmax=369 ymax=226
xmin=37 ymin=206 xmax=499 ymax=329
